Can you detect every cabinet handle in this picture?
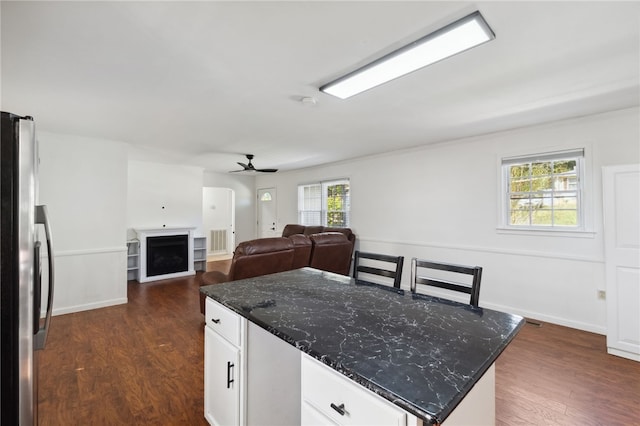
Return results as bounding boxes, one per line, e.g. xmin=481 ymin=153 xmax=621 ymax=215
xmin=330 ymin=403 xmax=346 ymax=416
xmin=227 ymin=362 xmax=234 ymax=388
xmin=211 ymin=318 xmax=221 ymax=324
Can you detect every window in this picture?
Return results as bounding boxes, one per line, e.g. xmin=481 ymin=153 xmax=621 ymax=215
xmin=260 ymin=192 xmax=272 ymax=201
xmin=298 ymin=179 xmax=350 ymax=227
xmin=502 ymin=149 xmax=584 ymax=229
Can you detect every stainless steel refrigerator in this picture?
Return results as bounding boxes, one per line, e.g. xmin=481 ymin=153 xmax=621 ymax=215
xmin=1 ymin=111 xmax=54 ymax=425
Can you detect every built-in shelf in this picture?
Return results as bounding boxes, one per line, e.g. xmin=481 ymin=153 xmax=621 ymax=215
xmin=127 ymin=240 xmax=140 ymax=281
xmin=194 ymin=236 xmax=207 ymax=272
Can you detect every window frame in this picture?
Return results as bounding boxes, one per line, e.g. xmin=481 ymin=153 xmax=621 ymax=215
xmin=498 ymin=147 xmax=593 ymax=236
xmin=298 ymin=178 xmax=350 ymax=227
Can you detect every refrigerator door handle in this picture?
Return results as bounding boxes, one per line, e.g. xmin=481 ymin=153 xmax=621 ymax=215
xmin=34 ymin=205 xmax=54 ymax=350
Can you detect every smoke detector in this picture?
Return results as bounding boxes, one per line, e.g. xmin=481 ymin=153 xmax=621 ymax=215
xmin=300 ymin=96 xmax=317 ymax=106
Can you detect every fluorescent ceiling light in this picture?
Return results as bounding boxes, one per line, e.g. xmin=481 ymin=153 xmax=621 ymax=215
xmin=320 ymin=11 xmax=495 ymax=100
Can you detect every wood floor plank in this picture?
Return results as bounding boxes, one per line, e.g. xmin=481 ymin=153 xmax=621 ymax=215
xmin=38 ymin=262 xmax=640 ymax=425
xmin=496 ymin=322 xmax=640 ymax=426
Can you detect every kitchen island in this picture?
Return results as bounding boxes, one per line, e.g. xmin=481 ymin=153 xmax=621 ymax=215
xmin=200 ymin=267 xmax=524 ymax=425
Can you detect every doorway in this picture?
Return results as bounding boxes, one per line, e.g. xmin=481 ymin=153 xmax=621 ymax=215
xmin=258 ymin=187 xmax=278 ymax=238
xmin=203 ymin=187 xmax=235 ymax=259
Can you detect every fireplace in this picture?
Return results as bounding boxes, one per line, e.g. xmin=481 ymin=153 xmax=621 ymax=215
xmin=135 ymin=227 xmax=196 ymax=283
xmin=146 ymin=235 xmax=189 ymax=277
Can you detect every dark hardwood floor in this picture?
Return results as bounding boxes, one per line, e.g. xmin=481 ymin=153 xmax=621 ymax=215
xmin=496 ymin=321 xmax=640 ymax=426
xmin=38 ymin=261 xmax=640 ymax=425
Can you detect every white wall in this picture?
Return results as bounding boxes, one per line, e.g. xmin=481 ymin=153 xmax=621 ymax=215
xmin=203 ymin=171 xmax=256 ymax=246
xmin=37 ymin=134 xmax=253 ymax=313
xmin=256 ymin=107 xmax=640 ymax=334
xmin=127 ymin=160 xmax=204 ymax=237
xmin=38 ymin=131 xmax=128 ymax=315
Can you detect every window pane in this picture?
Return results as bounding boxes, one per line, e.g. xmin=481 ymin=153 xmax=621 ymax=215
xmin=510 ymin=177 xmax=531 ymax=192
xmin=260 ymin=192 xmax=272 ymax=201
xmin=510 ymin=195 xmax=529 ymax=210
xmin=537 ymin=197 xmax=552 ymax=210
xmin=510 ymin=165 xmax=531 ymax=192
xmin=327 ymin=212 xmax=347 ymax=227
xmin=531 ymin=210 xmax=552 ymax=226
xmin=325 ymin=181 xmax=350 ymax=227
xmin=300 ymin=211 xmax=321 ymax=225
xmin=303 ymin=185 xmax=321 ymax=210
xmin=553 ymin=175 xmax=577 ymax=190
xmin=532 ymin=162 xmax=551 ymax=177
xmin=510 ymin=209 xmax=530 ymax=225
xmin=553 ymin=194 xmax=577 ymax=209
xmin=553 ymin=210 xmax=577 ymax=226
xmin=553 ymin=160 xmax=577 ymax=174
xmin=531 ymin=176 xmax=552 ymax=191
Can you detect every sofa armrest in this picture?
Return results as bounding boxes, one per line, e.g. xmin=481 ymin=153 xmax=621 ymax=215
xmin=201 ymin=270 xmax=231 ymax=286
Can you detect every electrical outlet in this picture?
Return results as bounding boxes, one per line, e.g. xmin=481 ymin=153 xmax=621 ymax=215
xmin=597 ymin=290 xmax=606 ymax=300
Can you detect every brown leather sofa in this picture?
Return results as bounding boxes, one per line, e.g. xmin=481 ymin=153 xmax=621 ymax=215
xmin=283 ymin=224 xmax=356 ymax=275
xmin=199 ymin=226 xmax=356 ymax=314
xmin=282 ymin=224 xmax=356 ymax=247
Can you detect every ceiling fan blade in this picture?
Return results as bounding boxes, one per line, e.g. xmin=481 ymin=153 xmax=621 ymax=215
xmin=256 ymin=168 xmax=278 ymax=173
xmin=237 ymin=162 xmax=250 ymax=169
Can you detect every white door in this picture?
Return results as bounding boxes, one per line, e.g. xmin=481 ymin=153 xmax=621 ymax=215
xmin=258 ymin=188 xmax=278 ymax=238
xmin=205 ymin=327 xmax=241 ymax=425
xmin=603 ymin=164 xmax=640 ymax=362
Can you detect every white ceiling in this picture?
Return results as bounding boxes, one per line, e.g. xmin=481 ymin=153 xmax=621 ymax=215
xmin=2 ymin=1 xmax=639 ymax=173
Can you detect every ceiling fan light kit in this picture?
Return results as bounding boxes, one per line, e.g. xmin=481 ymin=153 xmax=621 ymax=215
xmin=320 ymin=10 xmax=495 ymax=100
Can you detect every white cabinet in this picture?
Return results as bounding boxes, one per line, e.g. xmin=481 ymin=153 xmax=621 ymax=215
xmin=194 ymin=236 xmax=207 ymax=272
xmin=203 ymin=297 xmax=301 ymax=426
xmin=126 ymin=240 xmax=139 ymax=281
xmin=301 ymin=354 xmax=407 ymax=426
xmin=204 ymin=298 xmax=245 ymax=426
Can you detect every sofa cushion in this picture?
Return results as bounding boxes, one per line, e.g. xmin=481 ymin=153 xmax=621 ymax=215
xmin=309 ymin=232 xmax=353 ymax=276
xmin=235 ymin=237 xmax=293 ymax=256
xmin=232 ymin=237 xmax=294 ymax=280
xmin=282 ymin=224 xmax=306 ymax=237
xmin=289 ymin=234 xmax=312 ymax=269
xmin=323 ymin=226 xmax=355 ymax=243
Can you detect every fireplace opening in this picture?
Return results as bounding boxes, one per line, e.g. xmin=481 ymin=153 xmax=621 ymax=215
xmin=146 ymin=235 xmax=189 ymax=277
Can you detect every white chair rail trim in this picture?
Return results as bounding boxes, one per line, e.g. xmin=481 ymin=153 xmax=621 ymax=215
xmin=358 ymin=237 xmax=603 ymax=264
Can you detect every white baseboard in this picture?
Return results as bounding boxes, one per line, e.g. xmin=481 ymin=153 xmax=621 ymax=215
xmin=480 ymin=300 xmax=607 ymax=335
xmin=52 ymin=297 xmax=128 ymax=316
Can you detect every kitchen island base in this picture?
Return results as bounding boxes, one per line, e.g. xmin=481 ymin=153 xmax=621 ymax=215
xmin=205 ymin=297 xmax=497 ymax=426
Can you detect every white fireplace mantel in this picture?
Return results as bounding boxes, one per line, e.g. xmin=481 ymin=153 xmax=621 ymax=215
xmin=135 ymin=227 xmax=196 ymax=283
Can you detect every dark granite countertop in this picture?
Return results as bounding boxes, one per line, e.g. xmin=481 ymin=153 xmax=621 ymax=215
xmin=200 ymin=267 xmax=524 ymax=424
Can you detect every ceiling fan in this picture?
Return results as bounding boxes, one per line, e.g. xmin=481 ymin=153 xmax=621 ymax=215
xmin=231 ymin=154 xmax=278 ymax=173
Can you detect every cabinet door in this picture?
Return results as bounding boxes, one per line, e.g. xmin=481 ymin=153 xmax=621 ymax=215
xmin=205 ymin=327 xmax=241 ymax=426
